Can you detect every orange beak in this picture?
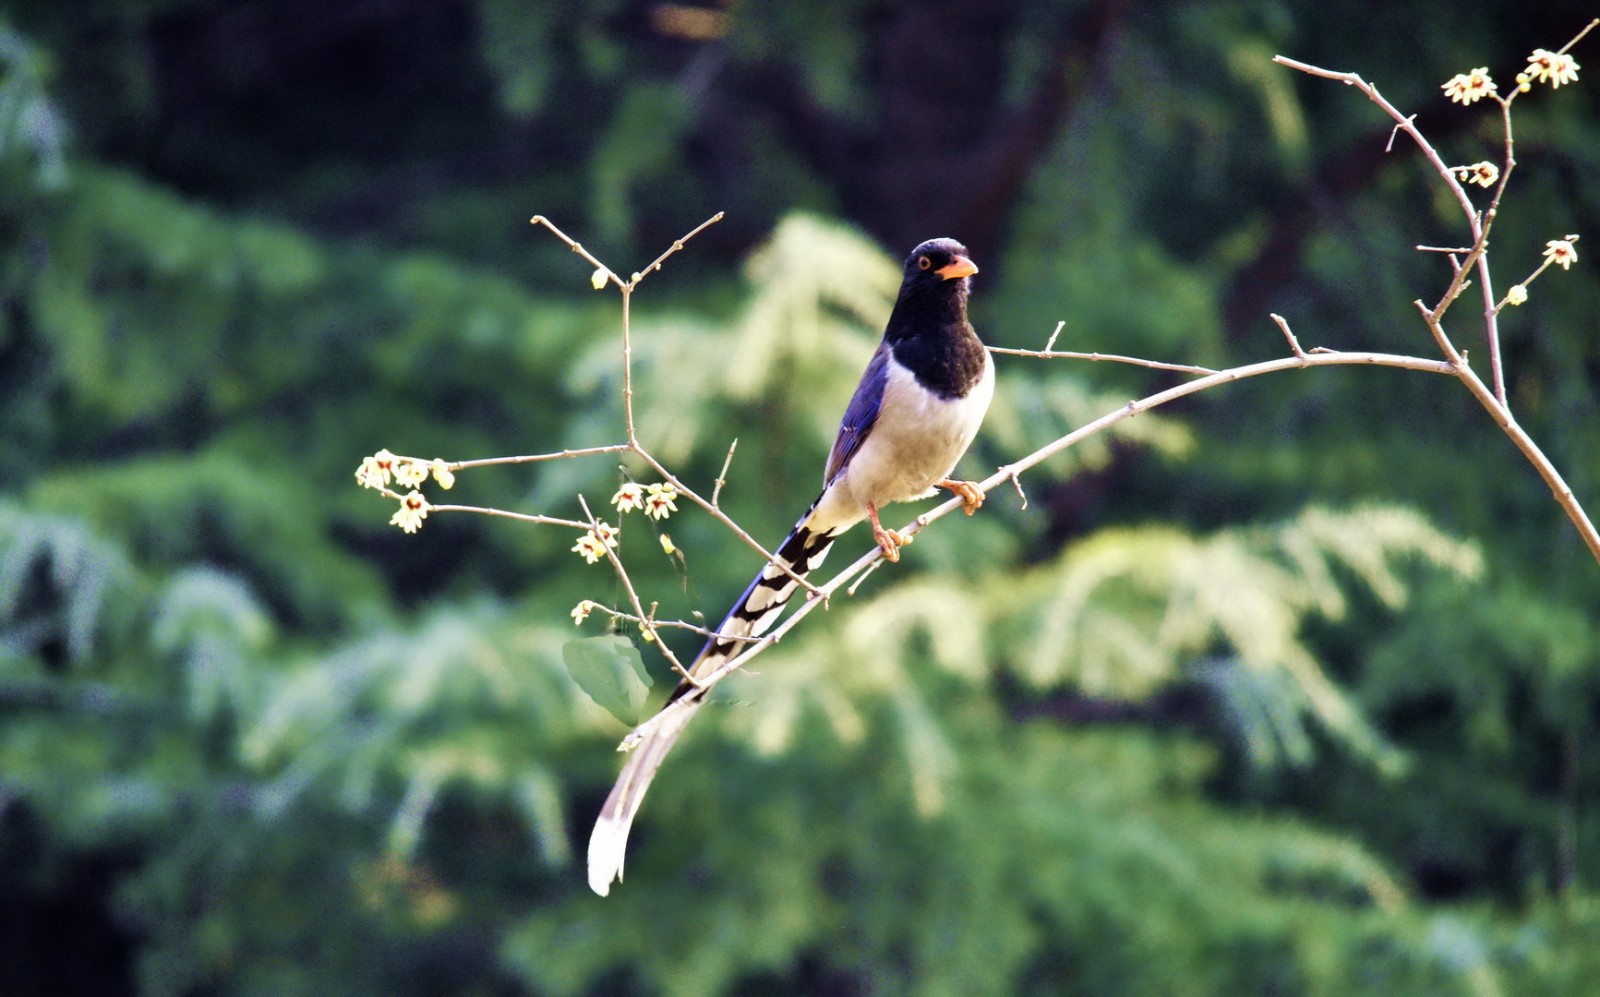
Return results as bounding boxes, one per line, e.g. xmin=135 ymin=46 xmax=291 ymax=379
xmin=936 ymin=255 xmax=978 ymax=280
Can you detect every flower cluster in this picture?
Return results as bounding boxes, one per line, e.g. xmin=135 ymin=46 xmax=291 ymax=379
xmin=612 ymin=480 xmax=680 ymax=521
xmin=1498 ymin=237 xmax=1581 ymax=311
xmin=1442 ymin=67 xmax=1496 ymax=104
xmin=1447 ymin=48 xmax=1581 ymax=104
xmin=357 ymin=450 xmax=457 ymax=533
xmin=1520 ymin=48 xmax=1580 ymax=90
xmin=1456 ymin=161 xmax=1499 ymax=188
xmin=356 ymin=450 xmax=456 ymax=493
xmin=572 ymin=522 xmax=620 ymax=564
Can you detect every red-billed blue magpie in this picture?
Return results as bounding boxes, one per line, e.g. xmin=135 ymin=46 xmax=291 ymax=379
xmin=588 ymin=238 xmax=994 ymax=895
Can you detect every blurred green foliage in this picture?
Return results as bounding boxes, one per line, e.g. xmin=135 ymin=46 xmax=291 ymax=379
xmin=2 ymin=1 xmax=1599 ymax=995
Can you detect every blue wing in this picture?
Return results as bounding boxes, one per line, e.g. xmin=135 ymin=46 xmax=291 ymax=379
xmin=825 ymin=342 xmax=890 ymax=486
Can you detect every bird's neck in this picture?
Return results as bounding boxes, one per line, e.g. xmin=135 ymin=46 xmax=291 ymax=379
xmin=884 ymin=285 xmax=987 ymax=399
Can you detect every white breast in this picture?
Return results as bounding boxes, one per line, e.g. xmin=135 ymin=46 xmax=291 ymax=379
xmin=816 ymin=351 xmax=994 ymax=529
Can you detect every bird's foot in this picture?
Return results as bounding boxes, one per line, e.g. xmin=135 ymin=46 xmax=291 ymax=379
xmin=872 ymin=524 xmax=910 ymax=562
xmin=866 ymin=502 xmax=910 ymax=562
xmin=938 ymin=478 xmax=986 ymax=516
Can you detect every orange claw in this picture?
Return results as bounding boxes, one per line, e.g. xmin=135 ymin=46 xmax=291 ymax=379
xmin=938 ymin=478 xmax=986 ymax=516
xmin=866 ymin=503 xmax=910 ymax=562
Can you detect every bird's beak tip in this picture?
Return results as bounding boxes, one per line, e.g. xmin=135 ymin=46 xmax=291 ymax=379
xmin=937 ymin=256 xmax=978 ymax=280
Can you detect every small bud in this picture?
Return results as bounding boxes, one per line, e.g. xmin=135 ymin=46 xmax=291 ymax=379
xmin=1504 ymin=284 xmax=1528 ymax=307
xmin=591 ymin=267 xmax=609 ymax=290
xmin=430 ymin=459 xmax=455 ymax=490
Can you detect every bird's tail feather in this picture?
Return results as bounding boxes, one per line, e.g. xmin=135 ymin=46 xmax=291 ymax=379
xmin=586 ymin=698 xmax=702 ymax=896
xmin=586 ymin=505 xmax=841 ymax=895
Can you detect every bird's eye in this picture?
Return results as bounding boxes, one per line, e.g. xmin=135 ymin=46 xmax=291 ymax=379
xmin=917 ymin=255 xmax=932 ymax=271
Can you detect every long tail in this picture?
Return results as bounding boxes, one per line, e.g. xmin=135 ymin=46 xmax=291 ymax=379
xmin=586 ymin=506 xmax=842 ymax=895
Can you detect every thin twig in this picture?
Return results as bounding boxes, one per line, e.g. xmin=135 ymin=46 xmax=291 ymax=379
xmin=1272 ymin=314 xmax=1309 ymax=359
xmin=529 ymin=215 xmax=625 ymax=290
xmin=1558 ymin=18 xmax=1600 ymax=55
xmin=423 ymin=503 xmax=590 ymax=531
xmin=629 ymin=212 xmax=726 ymax=288
xmin=443 ymin=444 xmax=635 ymax=471
xmin=712 ymin=438 xmax=738 ymax=507
xmin=588 ymin=604 xmax=762 ymax=645
xmin=577 ymin=494 xmax=697 ymax=686
xmin=846 ymin=559 xmax=885 ymax=597
xmin=1043 ymin=321 xmax=1066 ymax=352
xmin=988 ymin=346 xmax=1217 ymax=376
xmin=1008 ymin=469 xmax=1029 ymax=511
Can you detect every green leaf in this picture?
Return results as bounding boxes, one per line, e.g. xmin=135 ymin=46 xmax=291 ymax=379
xmin=562 ymin=635 xmax=653 ymax=724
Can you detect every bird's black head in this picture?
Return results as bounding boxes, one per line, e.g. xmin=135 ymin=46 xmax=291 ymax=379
xmin=901 ymin=238 xmax=978 ymax=289
xmin=884 ymin=238 xmax=980 ymax=348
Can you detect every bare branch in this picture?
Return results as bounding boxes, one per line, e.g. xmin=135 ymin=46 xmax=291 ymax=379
xmin=1410 ymin=301 xmax=1600 ymax=564
xmin=712 ymin=438 xmax=739 ymax=508
xmin=989 ymin=346 xmax=1217 ymax=376
xmin=1008 ymin=469 xmax=1029 ymax=511
xmin=423 ymin=504 xmax=590 ymax=531
xmin=529 ymin=215 xmax=625 ymax=290
xmin=1043 ymin=320 xmax=1066 ymax=352
xmin=1558 ymin=18 xmax=1600 ymax=55
xmin=1271 ymin=313 xmax=1309 ymax=360
xmin=444 ymin=444 xmax=634 ymax=471
xmin=629 ymin=212 xmax=726 ymax=288
xmin=616 ymin=344 xmax=1467 ymax=748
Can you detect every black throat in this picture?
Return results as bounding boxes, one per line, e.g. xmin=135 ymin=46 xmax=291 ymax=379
xmin=883 ymin=278 xmax=987 ymax=399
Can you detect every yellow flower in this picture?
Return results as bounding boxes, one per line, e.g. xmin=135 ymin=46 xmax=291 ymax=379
xmin=1458 ymin=161 xmax=1499 ymax=188
xmin=392 ymin=459 xmax=429 ymax=488
xmin=1544 ymin=239 xmax=1578 ymax=271
xmin=1526 ymin=48 xmax=1580 ymax=88
xmin=1442 ymin=68 xmax=1497 ymax=105
xmin=390 ymin=491 xmax=429 ymax=533
xmin=571 ymin=600 xmax=594 ymax=625
xmin=659 ymin=533 xmax=677 ymax=555
xmin=644 ymin=482 xmax=679 ymax=521
xmin=591 ymin=267 xmax=610 ymax=290
xmin=1504 ymin=284 xmax=1528 ymax=307
xmin=612 ymin=482 xmax=645 ymax=514
xmin=356 ymin=449 xmax=397 ymax=489
xmin=431 ymin=459 xmax=455 ymax=490
xmin=573 ymin=522 xmax=620 ymax=564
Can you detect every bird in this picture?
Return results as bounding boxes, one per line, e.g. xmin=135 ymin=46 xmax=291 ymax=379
xmin=587 ymin=237 xmax=995 ymax=896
